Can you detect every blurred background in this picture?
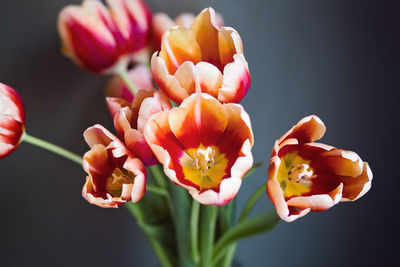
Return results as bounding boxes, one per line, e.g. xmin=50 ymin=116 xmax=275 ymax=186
xmin=0 ymin=0 xmax=398 ymax=266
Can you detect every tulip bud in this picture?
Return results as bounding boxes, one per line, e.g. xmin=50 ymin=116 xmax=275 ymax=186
xmin=0 ymin=83 xmax=25 ymax=159
xmin=58 ymin=0 xmax=152 ymax=74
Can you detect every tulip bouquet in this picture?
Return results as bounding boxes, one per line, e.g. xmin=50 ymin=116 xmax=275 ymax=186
xmin=0 ymin=1 xmax=373 ymax=266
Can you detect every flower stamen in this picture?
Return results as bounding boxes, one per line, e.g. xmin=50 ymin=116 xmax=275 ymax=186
xmin=288 ymin=164 xmax=316 ymax=185
xmin=106 ymin=167 xmax=135 ymax=197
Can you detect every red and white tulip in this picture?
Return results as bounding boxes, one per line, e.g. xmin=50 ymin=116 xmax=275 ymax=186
xmin=267 ymin=116 xmax=372 ymax=222
xmin=82 ymin=124 xmax=146 ymax=208
xmin=144 ymin=93 xmax=253 ymax=205
xmin=151 ymin=7 xmax=250 ymax=104
xmin=0 ymin=83 xmax=25 ymax=159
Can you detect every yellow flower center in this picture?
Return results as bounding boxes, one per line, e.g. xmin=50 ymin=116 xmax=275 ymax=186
xmin=277 ymin=152 xmax=315 ymax=198
xmin=180 ymin=145 xmax=228 ymax=191
xmin=106 ymin=168 xmax=135 ymax=197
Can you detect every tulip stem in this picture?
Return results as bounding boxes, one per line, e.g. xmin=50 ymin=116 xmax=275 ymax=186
xmin=23 ymin=133 xmax=82 ymax=165
xmin=119 ymin=69 xmax=138 ymax=95
xmin=190 ymin=200 xmax=201 ymax=264
xmin=146 ymin=184 xmax=169 ymax=196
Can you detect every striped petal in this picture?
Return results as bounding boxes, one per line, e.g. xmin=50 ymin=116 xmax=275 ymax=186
xmin=58 ymin=0 xmax=127 ymax=74
xmin=0 ymin=83 xmax=25 ymax=159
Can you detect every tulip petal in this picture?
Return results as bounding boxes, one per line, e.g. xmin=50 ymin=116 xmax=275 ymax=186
xmin=218 ymin=54 xmax=251 ymax=103
xmin=278 ymin=115 xmax=326 ymax=145
xmin=218 ymin=27 xmax=242 ymax=67
xmin=312 ymin=148 xmax=364 ymax=177
xmin=159 ymin=27 xmax=201 ymax=73
xmin=190 ymin=8 xmax=220 ymax=67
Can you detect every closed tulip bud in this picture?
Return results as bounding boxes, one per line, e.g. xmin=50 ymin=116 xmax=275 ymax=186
xmin=0 ymin=83 xmax=25 ymax=159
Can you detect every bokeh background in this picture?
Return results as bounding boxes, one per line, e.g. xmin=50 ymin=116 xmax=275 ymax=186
xmin=1 ymin=0 xmax=398 ymax=266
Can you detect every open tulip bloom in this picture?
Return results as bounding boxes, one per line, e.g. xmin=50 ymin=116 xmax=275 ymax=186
xmin=0 ymin=3 xmax=373 ymax=267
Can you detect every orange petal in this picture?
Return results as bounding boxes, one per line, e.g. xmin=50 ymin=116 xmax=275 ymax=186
xmin=190 ymin=8 xmax=220 ymax=66
xmin=159 ymin=27 xmax=201 ymax=74
xmin=341 ymin=162 xmax=373 ymax=201
xmin=218 ymin=27 xmax=242 ymax=67
xmin=278 ymin=115 xmax=326 ymax=145
xmin=83 ymin=124 xmax=119 ymax=148
xmin=312 ymin=148 xmax=364 ymax=177
xmin=151 ymin=53 xmax=192 ymax=104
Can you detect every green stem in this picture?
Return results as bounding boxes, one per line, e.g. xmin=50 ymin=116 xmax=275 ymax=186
xmin=239 ymin=183 xmax=266 ymax=222
xmin=149 ymin=164 xmax=168 ymax=188
xmin=190 ymin=200 xmax=201 ymax=264
xmin=200 ymin=205 xmax=218 ymax=267
xmin=125 ymin=202 xmax=176 ymax=267
xmin=146 ymin=184 xmax=168 ymax=196
xmin=23 ymin=133 xmax=82 ymax=165
xmin=148 ymin=164 xmax=175 ymax=222
xmin=119 ymin=69 xmax=138 ymax=95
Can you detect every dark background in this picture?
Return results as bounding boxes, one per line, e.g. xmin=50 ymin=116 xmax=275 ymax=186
xmin=0 ymin=0 xmax=398 ymax=266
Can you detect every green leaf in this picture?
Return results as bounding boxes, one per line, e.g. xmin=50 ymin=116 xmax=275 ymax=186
xmin=212 ymin=211 xmax=280 ymax=263
xmin=239 ymin=183 xmax=266 ymax=222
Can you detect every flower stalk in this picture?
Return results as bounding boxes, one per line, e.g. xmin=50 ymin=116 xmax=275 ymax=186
xmin=23 ymin=133 xmax=82 ymax=165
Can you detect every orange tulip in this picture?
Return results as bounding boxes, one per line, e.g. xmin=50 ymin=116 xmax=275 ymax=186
xmin=82 ymin=124 xmax=146 ymax=208
xmin=144 ymin=93 xmax=253 ymax=205
xmin=107 ymin=89 xmax=171 ymax=165
xmin=0 ymin=83 xmax=25 ymax=159
xmin=267 ymin=116 xmax=372 ymax=222
xmin=58 ymin=0 xmax=151 ymax=74
xmin=151 ymin=7 xmax=250 ymax=104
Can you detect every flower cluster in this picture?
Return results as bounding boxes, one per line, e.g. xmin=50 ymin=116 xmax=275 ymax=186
xmin=56 ymin=3 xmax=372 ymax=217
xmin=0 ymin=2 xmax=372 ymax=223
xmin=71 ymin=6 xmax=254 ymax=208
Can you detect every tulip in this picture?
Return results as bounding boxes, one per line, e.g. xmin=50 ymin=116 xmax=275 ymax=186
xmin=58 ymin=0 xmax=151 ymax=74
xmin=0 ymin=83 xmax=25 ymax=159
xmin=144 ymin=93 xmax=253 ymax=205
xmin=151 ymin=7 xmax=250 ymax=105
xmin=267 ymin=115 xmax=372 ymax=222
xmin=107 ymin=89 xmax=171 ymax=165
xmin=82 ymin=124 xmax=146 ymax=208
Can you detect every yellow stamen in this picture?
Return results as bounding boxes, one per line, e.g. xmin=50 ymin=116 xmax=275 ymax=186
xmin=277 ymin=152 xmax=315 ymax=197
xmin=105 ymin=168 xmax=135 ymax=197
xmin=180 ymin=145 xmax=228 ymax=191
